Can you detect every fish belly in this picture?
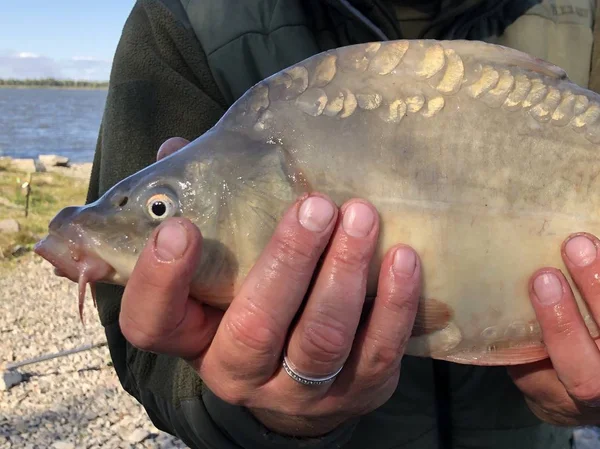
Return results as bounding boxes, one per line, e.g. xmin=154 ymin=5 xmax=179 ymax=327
xmin=274 ymin=85 xmax=600 ymax=365
xmin=376 ymin=201 xmax=599 ymax=365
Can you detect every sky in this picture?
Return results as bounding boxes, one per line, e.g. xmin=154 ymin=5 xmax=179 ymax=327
xmin=0 ymin=0 xmax=135 ymax=81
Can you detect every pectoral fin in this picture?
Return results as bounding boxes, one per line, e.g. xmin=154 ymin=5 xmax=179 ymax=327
xmin=411 ymin=297 xmax=454 ymax=337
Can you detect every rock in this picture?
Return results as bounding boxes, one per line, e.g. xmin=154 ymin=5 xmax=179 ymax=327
xmin=52 ymin=442 xmax=75 ymax=449
xmin=125 ymin=428 xmax=151 ymax=444
xmin=45 ymin=162 xmax=92 ymax=180
xmin=34 ymin=159 xmax=47 ymax=172
xmin=14 ymin=419 xmax=27 ymax=432
xmin=11 ymin=245 xmax=28 ymax=257
xmin=9 ymin=434 xmax=23 ymax=446
xmin=0 ymin=219 xmax=19 ymax=233
xmin=9 ymin=158 xmax=36 ymax=173
xmin=39 ymin=154 xmax=70 ymax=168
xmin=1 ymin=370 xmax=23 ymax=390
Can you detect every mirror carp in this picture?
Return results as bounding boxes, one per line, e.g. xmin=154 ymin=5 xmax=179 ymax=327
xmin=34 ymin=39 xmax=600 ymax=366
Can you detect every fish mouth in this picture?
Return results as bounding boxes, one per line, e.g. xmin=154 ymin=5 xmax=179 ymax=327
xmin=34 ymin=232 xmax=116 ymax=324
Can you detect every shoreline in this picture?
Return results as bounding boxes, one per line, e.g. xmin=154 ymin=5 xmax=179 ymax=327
xmin=0 ymin=85 xmax=108 ymax=91
xmin=0 ymin=155 xmax=93 ymax=180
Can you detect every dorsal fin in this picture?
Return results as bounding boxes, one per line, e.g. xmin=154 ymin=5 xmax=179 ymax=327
xmin=445 ymin=39 xmax=568 ymax=81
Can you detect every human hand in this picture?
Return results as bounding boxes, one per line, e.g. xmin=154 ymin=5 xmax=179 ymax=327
xmin=118 ymin=137 xmax=422 ymax=437
xmin=509 ymin=232 xmax=600 ymax=426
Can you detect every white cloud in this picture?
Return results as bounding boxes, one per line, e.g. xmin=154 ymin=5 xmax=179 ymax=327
xmin=0 ymin=50 xmax=112 ymax=81
xmin=17 ymin=52 xmax=40 ymax=59
xmin=71 ymin=56 xmax=110 ymax=62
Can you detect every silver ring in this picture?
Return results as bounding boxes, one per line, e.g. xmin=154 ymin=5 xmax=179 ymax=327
xmin=282 ymin=350 xmax=344 ymax=386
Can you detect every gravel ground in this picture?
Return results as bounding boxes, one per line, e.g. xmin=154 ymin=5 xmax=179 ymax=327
xmin=2 ymin=253 xmax=600 ymax=449
xmin=0 ymin=253 xmax=189 ymax=449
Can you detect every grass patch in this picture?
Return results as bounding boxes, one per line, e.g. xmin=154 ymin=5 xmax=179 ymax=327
xmin=0 ymin=166 xmax=88 ymax=262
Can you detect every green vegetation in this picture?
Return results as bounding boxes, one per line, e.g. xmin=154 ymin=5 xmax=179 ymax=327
xmin=0 ymin=160 xmax=88 ymax=263
xmin=0 ymin=78 xmax=108 ymax=89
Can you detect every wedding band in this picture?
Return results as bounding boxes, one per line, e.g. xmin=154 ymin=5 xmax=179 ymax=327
xmin=282 ymin=350 xmax=344 ymax=386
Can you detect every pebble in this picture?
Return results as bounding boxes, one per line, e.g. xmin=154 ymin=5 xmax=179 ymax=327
xmin=38 ymin=155 xmax=70 ymax=168
xmin=0 ymin=254 xmax=188 ymax=448
xmin=52 ymin=442 xmax=75 ymax=449
xmin=0 ymin=371 xmax=23 ymax=391
xmin=126 ymin=429 xmax=151 ymax=444
xmin=0 ymin=219 xmax=20 ymax=234
xmin=10 ymin=245 xmax=27 ymax=257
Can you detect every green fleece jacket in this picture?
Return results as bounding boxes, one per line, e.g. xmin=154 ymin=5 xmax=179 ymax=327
xmin=86 ymin=1 xmax=584 ymax=447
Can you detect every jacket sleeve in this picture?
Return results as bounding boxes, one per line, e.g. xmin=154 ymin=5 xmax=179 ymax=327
xmin=87 ymin=1 xmax=358 ymax=448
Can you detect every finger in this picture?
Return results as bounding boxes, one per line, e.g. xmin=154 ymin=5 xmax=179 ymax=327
xmin=157 ymin=137 xmax=190 ymax=161
xmin=120 ymin=218 xmax=221 ymax=359
xmin=284 ymin=200 xmax=379 ymax=384
xmin=199 ymin=194 xmax=338 ymax=391
xmin=561 ymin=233 xmax=600 ymax=327
xmin=509 ymin=358 xmax=568 ymax=410
xmin=528 ymin=268 xmax=600 ymax=405
xmin=342 ymin=244 xmax=420 ymax=388
xmin=507 ymin=360 xmax=583 ymax=425
xmin=508 ymin=358 xmax=559 ymax=403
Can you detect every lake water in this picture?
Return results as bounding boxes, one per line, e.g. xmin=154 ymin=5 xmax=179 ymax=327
xmin=0 ymin=88 xmax=107 ymax=163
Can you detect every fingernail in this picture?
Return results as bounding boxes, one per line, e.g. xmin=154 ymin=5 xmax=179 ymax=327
xmin=343 ymin=202 xmax=375 ymax=238
xmin=155 ymin=221 xmax=188 ymax=261
xmin=565 ymin=235 xmax=597 ymax=267
xmin=533 ymin=272 xmax=563 ymax=305
xmin=393 ymin=247 xmax=416 ymax=276
xmin=298 ymin=196 xmax=335 ymax=232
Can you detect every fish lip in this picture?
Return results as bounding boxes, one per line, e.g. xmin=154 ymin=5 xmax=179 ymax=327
xmin=35 ymin=231 xmax=117 ymax=323
xmin=34 ymin=232 xmax=115 ymax=284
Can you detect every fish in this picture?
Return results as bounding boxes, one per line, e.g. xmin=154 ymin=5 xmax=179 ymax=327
xmin=34 ymin=39 xmax=600 ymax=366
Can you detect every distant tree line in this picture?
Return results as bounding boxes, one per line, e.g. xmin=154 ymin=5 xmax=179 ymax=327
xmin=0 ymin=78 xmax=109 ymax=89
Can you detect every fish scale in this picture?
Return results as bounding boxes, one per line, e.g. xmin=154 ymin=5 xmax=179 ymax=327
xmin=35 ymin=39 xmax=600 ymax=366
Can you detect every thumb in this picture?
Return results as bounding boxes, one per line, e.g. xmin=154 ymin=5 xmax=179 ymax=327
xmin=157 ymin=137 xmax=190 ymax=161
xmin=119 ymin=217 xmax=222 ymax=359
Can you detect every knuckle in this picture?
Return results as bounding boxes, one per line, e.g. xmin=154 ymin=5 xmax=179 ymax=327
xmin=268 ymin=400 xmax=305 ymax=417
xmin=568 ymin=377 xmax=600 ymax=406
xmin=119 ymin=315 xmax=160 ymax=351
xmin=363 ymin=332 xmax=404 ymax=373
xmin=211 ymin=384 xmax=247 ymax=406
xmin=269 ymin=231 xmax=323 ymax=279
xmin=284 ymin=402 xmax=316 ymax=418
xmin=546 ymin=315 xmax=578 ymax=340
xmin=329 ymin=244 xmax=372 ymax=275
xmin=131 ymin=262 xmax=175 ymax=297
xmin=380 ymin=290 xmax=419 ymax=317
xmin=224 ymin=308 xmax=281 ymax=355
xmin=356 ymin=362 xmax=401 ymax=404
xmin=524 ymin=399 xmax=571 ymax=426
xmin=369 ymin=372 xmax=400 ymax=400
xmin=299 ymin=317 xmax=350 ymax=364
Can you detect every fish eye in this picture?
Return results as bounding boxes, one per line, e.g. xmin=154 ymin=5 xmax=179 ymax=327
xmin=146 ymin=193 xmax=176 ymax=220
